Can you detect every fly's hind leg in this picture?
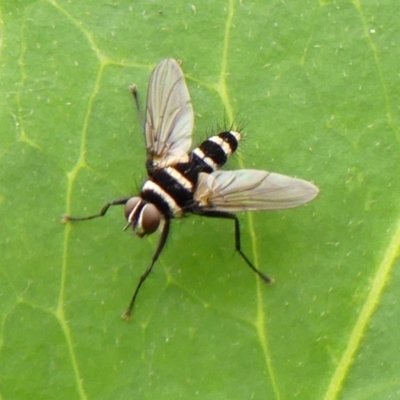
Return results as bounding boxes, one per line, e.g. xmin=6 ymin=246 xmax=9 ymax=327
xmin=192 ymin=209 xmax=273 ymax=284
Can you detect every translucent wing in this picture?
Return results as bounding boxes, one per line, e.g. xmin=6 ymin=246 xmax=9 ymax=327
xmin=145 ymin=58 xmax=193 ymax=168
xmin=194 ymin=170 xmax=319 ymax=212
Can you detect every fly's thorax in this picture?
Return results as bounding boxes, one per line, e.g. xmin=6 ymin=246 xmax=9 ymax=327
xmin=124 ymin=197 xmax=161 ymax=237
xmin=141 ymin=179 xmax=184 ymax=218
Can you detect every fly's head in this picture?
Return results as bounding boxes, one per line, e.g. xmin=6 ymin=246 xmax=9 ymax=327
xmin=124 ymin=197 xmax=161 ymax=237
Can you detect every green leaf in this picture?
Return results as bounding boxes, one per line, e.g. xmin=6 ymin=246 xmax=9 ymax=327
xmin=1 ymin=0 xmax=400 ymax=399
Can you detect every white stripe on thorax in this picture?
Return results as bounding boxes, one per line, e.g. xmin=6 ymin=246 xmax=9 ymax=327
xmin=142 ymin=180 xmax=183 ymax=217
xmin=164 ymin=167 xmax=193 ymax=191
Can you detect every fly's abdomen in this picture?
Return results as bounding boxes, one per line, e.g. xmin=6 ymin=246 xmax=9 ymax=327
xmin=191 ymin=131 xmax=241 ymax=172
xmin=141 ymin=131 xmax=241 ymax=219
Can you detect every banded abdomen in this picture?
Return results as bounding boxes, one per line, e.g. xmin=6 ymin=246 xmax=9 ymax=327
xmin=140 ymin=131 xmax=241 ymax=218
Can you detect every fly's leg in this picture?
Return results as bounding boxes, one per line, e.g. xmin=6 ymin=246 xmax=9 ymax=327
xmin=122 ymin=217 xmax=171 ymax=319
xmin=129 ymin=84 xmax=145 ymax=131
xmin=62 ymin=198 xmax=130 ymax=223
xmin=192 ymin=209 xmax=273 ymax=284
xmin=64 ymin=199 xmax=171 ymax=319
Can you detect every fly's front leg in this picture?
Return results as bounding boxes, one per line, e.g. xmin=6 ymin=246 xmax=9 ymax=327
xmin=122 ymin=217 xmax=171 ymax=319
xmin=62 ymin=198 xmax=131 ymax=223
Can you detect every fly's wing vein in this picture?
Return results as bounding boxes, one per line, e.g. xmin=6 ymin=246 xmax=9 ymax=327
xmin=194 ymin=170 xmax=319 ymax=212
xmin=145 ymin=58 xmax=193 ymax=168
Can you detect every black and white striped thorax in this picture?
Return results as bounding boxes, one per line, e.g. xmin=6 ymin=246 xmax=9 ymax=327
xmin=141 ymin=130 xmax=241 ymax=218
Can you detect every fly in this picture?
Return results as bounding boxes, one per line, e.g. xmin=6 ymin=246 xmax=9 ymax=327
xmin=63 ymin=58 xmax=319 ymax=318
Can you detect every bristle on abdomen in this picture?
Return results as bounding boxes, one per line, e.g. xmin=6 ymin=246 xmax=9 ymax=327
xmin=192 ymin=131 xmax=241 ymax=171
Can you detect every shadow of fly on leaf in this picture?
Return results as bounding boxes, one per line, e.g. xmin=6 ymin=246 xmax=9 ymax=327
xmin=63 ymin=58 xmax=319 ymax=320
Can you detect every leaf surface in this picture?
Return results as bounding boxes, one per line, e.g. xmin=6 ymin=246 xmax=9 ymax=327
xmin=1 ymin=1 xmax=400 ymax=399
